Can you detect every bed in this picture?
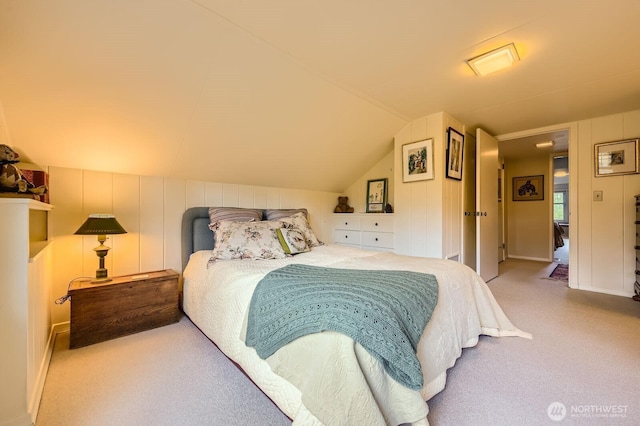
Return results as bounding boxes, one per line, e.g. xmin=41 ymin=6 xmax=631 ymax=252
xmin=181 ymin=207 xmax=531 ymax=425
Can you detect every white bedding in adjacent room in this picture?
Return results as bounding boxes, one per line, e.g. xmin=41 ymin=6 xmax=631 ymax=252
xmin=182 ymin=244 xmax=531 ymax=426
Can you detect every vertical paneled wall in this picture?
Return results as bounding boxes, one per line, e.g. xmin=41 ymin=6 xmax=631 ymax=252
xmin=442 ymin=113 xmax=465 ymax=261
xmin=575 ymin=109 xmax=640 ymax=296
xmin=393 ymin=111 xmax=464 ymax=260
xmin=0 ymin=106 xmax=9 ymax=145
xmin=48 ymin=166 xmax=340 ymax=324
xmin=27 ymin=242 xmax=53 ymax=420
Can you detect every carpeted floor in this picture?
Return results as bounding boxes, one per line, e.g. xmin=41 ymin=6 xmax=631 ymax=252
xmin=36 ymin=258 xmax=640 ymax=425
xmin=36 ymin=318 xmax=291 ymax=426
xmin=549 ymin=263 xmax=569 ymax=281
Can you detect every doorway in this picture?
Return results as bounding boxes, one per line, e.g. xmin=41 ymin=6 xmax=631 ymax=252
xmin=496 ymin=124 xmax=576 ymax=283
xmin=552 ymin=154 xmax=569 ymax=264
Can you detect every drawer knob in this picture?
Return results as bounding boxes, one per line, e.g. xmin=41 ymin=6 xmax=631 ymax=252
xmin=375 ymin=237 xmax=379 ymax=241
xmin=345 ymin=235 xmax=348 ymax=239
xmin=345 ymin=222 xmax=348 ymax=225
xmin=375 ymin=222 xmax=378 ymax=226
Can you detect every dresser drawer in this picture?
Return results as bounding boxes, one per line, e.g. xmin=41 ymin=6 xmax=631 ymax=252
xmin=333 ymin=229 xmax=361 ymax=246
xmin=361 ymin=215 xmax=394 ymax=233
xmin=333 ymin=215 xmax=361 ymax=231
xmin=331 ymin=213 xmax=394 ymax=251
xmin=361 ymin=231 xmax=394 ymax=249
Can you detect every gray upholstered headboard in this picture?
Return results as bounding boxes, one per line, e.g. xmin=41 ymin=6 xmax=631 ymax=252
xmin=181 ymin=207 xmax=214 ymax=271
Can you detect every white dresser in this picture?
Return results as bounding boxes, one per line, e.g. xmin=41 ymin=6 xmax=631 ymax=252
xmin=332 ymin=213 xmax=394 ymax=251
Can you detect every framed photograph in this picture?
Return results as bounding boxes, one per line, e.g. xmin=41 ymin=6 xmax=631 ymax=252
xmin=594 ymin=139 xmax=639 ymax=177
xmin=446 ymin=127 xmax=464 ymax=180
xmin=366 ymin=178 xmax=388 ymax=213
xmin=402 ymin=138 xmax=434 ymax=182
xmin=512 ymin=175 xmax=544 ymax=201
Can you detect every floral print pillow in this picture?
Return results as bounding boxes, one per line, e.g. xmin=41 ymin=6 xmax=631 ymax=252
xmin=276 ymin=228 xmax=310 ymax=255
xmin=209 ymin=220 xmax=286 ymax=261
xmin=279 ymin=212 xmax=323 ymax=247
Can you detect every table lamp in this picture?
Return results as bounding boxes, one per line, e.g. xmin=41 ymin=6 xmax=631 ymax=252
xmin=75 ymin=214 xmax=127 ymax=283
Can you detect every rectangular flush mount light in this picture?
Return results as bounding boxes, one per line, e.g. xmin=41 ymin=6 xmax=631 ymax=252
xmin=536 ymin=141 xmax=555 ymax=148
xmin=467 ymin=43 xmax=520 ymax=76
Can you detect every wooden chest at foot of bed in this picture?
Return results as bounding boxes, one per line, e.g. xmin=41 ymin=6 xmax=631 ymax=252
xmin=69 ymin=269 xmax=180 ymax=348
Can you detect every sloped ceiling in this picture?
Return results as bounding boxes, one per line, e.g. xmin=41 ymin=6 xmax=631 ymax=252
xmin=1 ymin=1 xmax=640 ymax=192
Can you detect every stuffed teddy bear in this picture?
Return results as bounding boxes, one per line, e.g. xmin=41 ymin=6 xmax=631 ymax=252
xmin=0 ymin=144 xmax=47 ymax=196
xmin=334 ymin=196 xmax=354 ymax=213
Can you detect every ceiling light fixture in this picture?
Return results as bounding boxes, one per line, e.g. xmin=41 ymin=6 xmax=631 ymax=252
xmin=467 ymin=43 xmax=520 ymax=76
xmin=536 ymin=141 xmax=555 ymax=148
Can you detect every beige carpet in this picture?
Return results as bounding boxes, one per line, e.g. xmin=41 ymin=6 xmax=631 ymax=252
xmin=36 ymin=317 xmax=291 ymax=426
xmin=37 ymin=259 xmax=640 ymax=425
xmin=427 ymin=259 xmax=640 ymax=425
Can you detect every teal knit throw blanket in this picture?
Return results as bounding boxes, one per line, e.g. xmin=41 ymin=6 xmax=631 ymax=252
xmin=245 ymin=264 xmax=439 ymax=390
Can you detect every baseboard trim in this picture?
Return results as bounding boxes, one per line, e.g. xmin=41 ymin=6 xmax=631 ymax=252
xmin=0 ymin=413 xmax=32 ymax=426
xmin=574 ymin=286 xmax=634 ymax=299
xmin=507 ymin=255 xmax=552 ymax=262
xmin=29 ymin=321 xmax=70 ymax=424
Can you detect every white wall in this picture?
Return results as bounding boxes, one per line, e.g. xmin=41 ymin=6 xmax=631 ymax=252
xmin=392 ymin=112 xmax=465 ymax=260
xmin=48 ymin=167 xmax=340 ymax=324
xmin=574 ymin=109 xmax=640 ymax=297
xmin=499 ymin=109 xmax=640 ymax=297
xmin=504 ymin=155 xmax=552 ymax=261
xmin=0 ymin=101 xmax=10 ymax=146
xmin=342 ymin=149 xmax=394 ymax=213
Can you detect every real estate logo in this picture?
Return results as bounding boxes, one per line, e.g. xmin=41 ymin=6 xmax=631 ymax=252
xmin=547 ymin=401 xmax=629 ymax=421
xmin=547 ymin=402 xmax=567 ymax=421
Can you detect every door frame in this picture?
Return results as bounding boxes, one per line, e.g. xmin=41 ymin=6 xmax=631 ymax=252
xmin=497 ymin=121 xmax=579 ymax=289
xmin=498 ymin=161 xmax=506 ymax=262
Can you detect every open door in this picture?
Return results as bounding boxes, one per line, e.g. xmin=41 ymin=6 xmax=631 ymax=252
xmin=476 ymin=128 xmax=499 ymax=282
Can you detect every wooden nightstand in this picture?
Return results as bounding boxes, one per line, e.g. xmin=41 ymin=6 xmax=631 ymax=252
xmin=69 ymin=269 xmax=180 ymax=348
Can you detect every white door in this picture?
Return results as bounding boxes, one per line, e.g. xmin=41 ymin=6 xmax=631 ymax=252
xmin=476 ymin=128 xmax=499 ymax=282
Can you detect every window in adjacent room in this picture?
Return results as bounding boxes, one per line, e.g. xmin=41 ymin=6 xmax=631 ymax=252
xmin=553 ymin=190 xmax=568 ymax=223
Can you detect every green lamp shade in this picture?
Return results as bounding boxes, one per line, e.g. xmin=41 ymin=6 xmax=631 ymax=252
xmin=75 ymin=214 xmax=127 ymax=235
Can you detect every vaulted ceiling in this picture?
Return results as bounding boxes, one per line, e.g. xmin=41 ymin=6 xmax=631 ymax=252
xmin=1 ymin=1 xmax=639 ymax=192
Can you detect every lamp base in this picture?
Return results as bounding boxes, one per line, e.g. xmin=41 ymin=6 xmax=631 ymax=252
xmin=92 ymin=266 xmax=111 ymax=284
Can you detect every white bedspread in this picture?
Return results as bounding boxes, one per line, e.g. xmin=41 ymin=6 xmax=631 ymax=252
xmin=183 ymin=245 xmax=531 ymax=426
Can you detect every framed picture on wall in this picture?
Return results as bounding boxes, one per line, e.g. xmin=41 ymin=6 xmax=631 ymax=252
xmin=512 ymin=175 xmax=544 ymax=201
xmin=594 ymin=138 xmax=639 ymax=177
xmin=446 ymin=127 xmax=464 ymax=180
xmin=402 ymin=138 xmax=434 ymax=182
xmin=366 ymin=178 xmax=388 ymax=212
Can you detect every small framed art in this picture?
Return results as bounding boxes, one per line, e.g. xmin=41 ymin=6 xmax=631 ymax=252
xmin=402 ymin=139 xmax=434 ymax=182
xmin=366 ymin=178 xmax=388 ymax=213
xmin=513 ymin=175 xmax=544 ymax=201
xmin=446 ymin=127 xmax=464 ymax=180
xmin=594 ymin=139 xmax=639 ymax=177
